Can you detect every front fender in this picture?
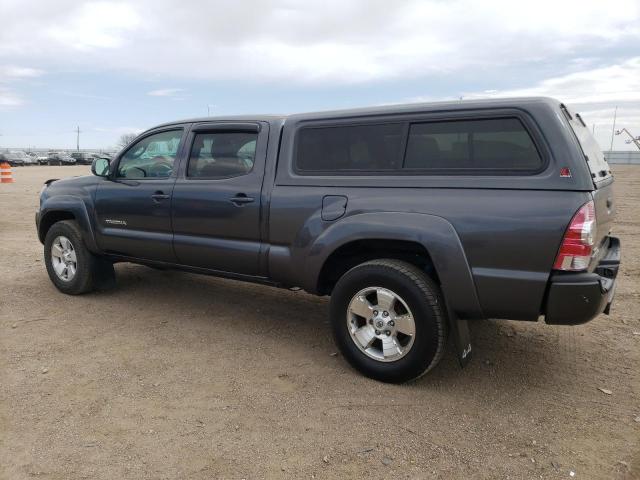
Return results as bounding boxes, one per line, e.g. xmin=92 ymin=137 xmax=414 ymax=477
xmin=302 ymin=212 xmax=483 ymax=319
xmin=38 ymin=195 xmax=99 ymax=253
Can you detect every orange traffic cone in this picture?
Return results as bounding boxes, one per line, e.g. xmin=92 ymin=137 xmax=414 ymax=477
xmin=1 ymin=162 xmax=15 ymax=183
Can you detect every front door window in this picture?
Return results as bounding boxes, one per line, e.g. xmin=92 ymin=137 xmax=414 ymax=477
xmin=117 ymin=130 xmax=182 ymax=179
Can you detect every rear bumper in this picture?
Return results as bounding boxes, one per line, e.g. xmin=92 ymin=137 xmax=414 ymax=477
xmin=544 ymin=236 xmax=620 ymax=325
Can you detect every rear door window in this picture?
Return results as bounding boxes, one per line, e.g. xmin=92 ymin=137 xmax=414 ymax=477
xmin=187 ymin=132 xmax=258 ymax=178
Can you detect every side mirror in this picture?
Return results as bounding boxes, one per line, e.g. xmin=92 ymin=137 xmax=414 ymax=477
xmin=91 ymin=157 xmax=110 ymax=177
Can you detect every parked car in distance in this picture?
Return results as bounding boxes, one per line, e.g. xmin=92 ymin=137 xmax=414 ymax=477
xmin=37 ymin=154 xmax=49 ymax=165
xmin=35 ymin=97 xmax=620 ymax=383
xmin=46 ymin=151 xmax=57 ymax=164
xmin=70 ymin=152 xmax=94 ymax=165
xmin=0 ymin=152 xmax=19 ymax=166
xmin=23 ymin=152 xmax=38 ymax=166
xmin=47 ymin=152 xmax=77 ymax=166
xmin=0 ymin=150 xmax=31 ymax=166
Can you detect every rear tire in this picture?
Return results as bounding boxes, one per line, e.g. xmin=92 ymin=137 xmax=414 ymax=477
xmin=330 ymin=259 xmax=447 ymax=383
xmin=44 ymin=220 xmax=115 ymax=295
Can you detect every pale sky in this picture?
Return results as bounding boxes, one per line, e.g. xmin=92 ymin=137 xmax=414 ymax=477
xmin=0 ymin=0 xmax=639 ymax=150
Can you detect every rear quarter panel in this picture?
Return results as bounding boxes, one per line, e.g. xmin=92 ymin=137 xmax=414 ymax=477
xmin=268 ymin=186 xmax=589 ymax=320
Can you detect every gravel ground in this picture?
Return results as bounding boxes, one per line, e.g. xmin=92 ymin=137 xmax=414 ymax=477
xmin=1 ymin=165 xmax=638 ymax=479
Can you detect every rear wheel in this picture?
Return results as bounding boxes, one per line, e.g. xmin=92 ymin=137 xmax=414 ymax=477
xmin=44 ymin=220 xmax=115 ymax=294
xmin=330 ymin=259 xmax=447 ymax=383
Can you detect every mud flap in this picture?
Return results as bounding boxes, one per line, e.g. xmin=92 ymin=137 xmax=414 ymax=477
xmin=93 ymin=257 xmax=116 ymax=291
xmin=448 ymin=312 xmax=472 ymax=368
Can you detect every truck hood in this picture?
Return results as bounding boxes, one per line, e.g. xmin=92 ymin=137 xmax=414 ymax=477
xmin=42 ymin=175 xmax=101 ymax=200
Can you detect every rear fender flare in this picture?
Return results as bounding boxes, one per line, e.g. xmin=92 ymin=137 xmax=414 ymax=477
xmin=306 ymin=212 xmax=484 ymax=319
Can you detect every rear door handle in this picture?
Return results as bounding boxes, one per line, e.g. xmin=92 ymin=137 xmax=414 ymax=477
xmin=230 ymin=194 xmax=254 ymax=206
xmin=151 ymin=191 xmax=170 ymax=202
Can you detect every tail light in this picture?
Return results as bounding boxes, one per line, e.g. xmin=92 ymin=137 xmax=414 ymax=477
xmin=553 ymin=200 xmax=596 ymax=271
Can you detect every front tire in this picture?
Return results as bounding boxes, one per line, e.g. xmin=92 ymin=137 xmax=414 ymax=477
xmin=44 ymin=220 xmax=115 ymax=295
xmin=330 ymin=259 xmax=447 ymax=383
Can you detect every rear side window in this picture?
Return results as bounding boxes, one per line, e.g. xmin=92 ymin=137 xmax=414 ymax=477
xmin=187 ymin=132 xmax=257 ymax=178
xmin=404 ymin=118 xmax=542 ymax=172
xmin=294 ymin=117 xmax=543 ymax=175
xmin=295 ymin=123 xmax=405 ymax=172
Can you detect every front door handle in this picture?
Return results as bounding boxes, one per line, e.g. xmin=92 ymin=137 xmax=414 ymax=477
xmin=151 ymin=191 xmax=170 ymax=202
xmin=230 ymin=194 xmax=254 ymax=206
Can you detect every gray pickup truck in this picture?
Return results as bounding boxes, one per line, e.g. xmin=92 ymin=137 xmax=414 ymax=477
xmin=36 ymin=97 xmax=620 ymax=383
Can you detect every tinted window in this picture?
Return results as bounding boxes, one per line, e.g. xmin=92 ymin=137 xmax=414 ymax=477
xmin=187 ymin=132 xmax=257 ymax=178
xmin=404 ymin=118 xmax=542 ymax=172
xmin=564 ymin=106 xmax=611 ymax=182
xmin=117 ymin=130 xmax=182 ymax=179
xmin=296 ymin=123 xmax=405 ymax=172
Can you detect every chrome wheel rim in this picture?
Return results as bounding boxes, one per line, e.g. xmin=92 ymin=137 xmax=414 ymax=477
xmin=346 ymin=287 xmax=416 ymax=362
xmin=51 ymin=236 xmax=77 ymax=282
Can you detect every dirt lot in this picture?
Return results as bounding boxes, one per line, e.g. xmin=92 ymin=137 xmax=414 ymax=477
xmin=1 ymin=165 xmax=638 ymax=479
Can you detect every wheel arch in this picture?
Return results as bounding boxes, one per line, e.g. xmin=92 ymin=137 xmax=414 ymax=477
xmin=38 ymin=210 xmax=75 ymax=243
xmin=317 ymin=239 xmax=439 ymax=294
xmin=38 ymin=196 xmax=99 ymax=253
xmin=307 ymin=212 xmax=484 ymax=320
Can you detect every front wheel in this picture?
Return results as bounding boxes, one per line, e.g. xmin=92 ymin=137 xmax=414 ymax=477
xmin=330 ymin=259 xmax=447 ymax=383
xmin=44 ymin=220 xmax=115 ymax=294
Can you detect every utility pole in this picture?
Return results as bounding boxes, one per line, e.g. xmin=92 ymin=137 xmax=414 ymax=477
xmin=75 ymin=126 xmax=82 ymax=151
xmin=609 ymin=106 xmax=617 ymax=153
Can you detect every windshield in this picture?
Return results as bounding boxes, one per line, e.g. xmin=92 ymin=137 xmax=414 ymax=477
xmin=563 ymin=105 xmax=612 ymax=183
